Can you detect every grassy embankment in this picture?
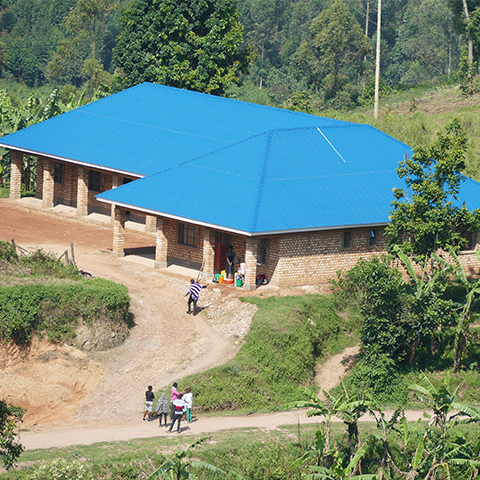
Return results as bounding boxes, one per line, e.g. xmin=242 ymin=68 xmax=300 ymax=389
xmin=0 ymin=240 xmax=131 ymax=346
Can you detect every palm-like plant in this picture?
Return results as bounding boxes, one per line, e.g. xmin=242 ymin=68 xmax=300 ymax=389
xmin=146 ymin=437 xmax=244 ymax=480
xmin=409 ymin=371 xmax=480 ymax=479
xmin=433 ymin=247 xmax=480 ymax=372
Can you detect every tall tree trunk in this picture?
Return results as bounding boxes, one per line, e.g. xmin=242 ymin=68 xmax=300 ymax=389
xmin=374 ymin=0 xmax=382 ymax=119
xmin=364 ymin=0 xmax=370 ymax=64
xmin=462 ymin=0 xmax=473 ymax=67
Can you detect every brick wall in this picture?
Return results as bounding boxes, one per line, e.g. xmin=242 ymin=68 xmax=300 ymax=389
xmin=267 ymin=227 xmax=388 ymax=286
xmin=164 ymin=219 xmax=204 ymax=268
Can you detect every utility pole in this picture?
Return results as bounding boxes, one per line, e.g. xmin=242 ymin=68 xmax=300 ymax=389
xmin=374 ymin=0 xmax=382 ymax=119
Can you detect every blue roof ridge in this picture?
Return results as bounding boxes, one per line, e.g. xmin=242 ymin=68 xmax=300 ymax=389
xmin=140 ymin=82 xmax=352 ymax=125
xmin=250 ymin=131 xmax=273 ymax=233
xmin=131 ymin=126 xmax=337 ymax=179
xmin=107 ymin=125 xmax=371 ymax=184
xmin=362 ymin=124 xmax=411 ymax=150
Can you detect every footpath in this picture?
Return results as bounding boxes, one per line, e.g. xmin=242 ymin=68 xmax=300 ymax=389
xmin=18 ymin=409 xmax=426 ymax=451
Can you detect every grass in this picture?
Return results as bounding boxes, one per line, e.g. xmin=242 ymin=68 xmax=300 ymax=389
xmin=4 ymin=420 xmax=480 ymax=479
xmin=174 ymin=294 xmax=360 ymax=414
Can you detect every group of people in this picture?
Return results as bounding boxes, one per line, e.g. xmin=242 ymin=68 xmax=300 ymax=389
xmin=143 ymin=382 xmax=193 ymax=434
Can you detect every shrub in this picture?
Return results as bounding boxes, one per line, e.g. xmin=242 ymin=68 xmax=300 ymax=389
xmin=26 ymin=458 xmax=92 ymax=480
xmin=0 ymin=241 xmax=18 ymax=263
xmin=0 ymin=279 xmax=130 ymax=345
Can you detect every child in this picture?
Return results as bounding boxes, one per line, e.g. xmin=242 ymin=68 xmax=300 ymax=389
xmin=183 ymin=387 xmax=193 ymax=423
xmin=143 ymin=385 xmax=155 ymax=421
xmin=167 ymin=394 xmax=187 ymax=434
xmin=155 ymin=393 xmax=170 ymax=427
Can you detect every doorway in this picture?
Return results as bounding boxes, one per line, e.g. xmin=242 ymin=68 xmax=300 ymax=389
xmin=214 ymin=232 xmax=232 ymax=273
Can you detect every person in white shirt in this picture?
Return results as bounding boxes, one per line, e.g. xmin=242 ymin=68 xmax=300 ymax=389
xmin=183 ymin=387 xmax=193 ymax=423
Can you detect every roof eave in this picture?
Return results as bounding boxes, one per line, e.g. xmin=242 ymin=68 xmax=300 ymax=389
xmin=0 ymin=144 xmax=145 ymax=178
xmin=96 ymin=197 xmax=388 ymax=237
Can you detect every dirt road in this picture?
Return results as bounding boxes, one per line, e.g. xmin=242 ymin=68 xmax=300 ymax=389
xmin=0 ymin=199 xmax=245 ymax=427
xmin=2 ymin=198 xmax=416 ymax=454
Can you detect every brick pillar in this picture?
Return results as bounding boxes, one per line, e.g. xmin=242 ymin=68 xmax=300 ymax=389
xmin=35 ymin=156 xmax=44 ymax=199
xmin=64 ymin=164 xmax=76 ymax=206
xmin=145 ymin=214 xmax=157 ymax=233
xmin=110 ymin=174 xmax=121 ymax=223
xmin=77 ymin=166 xmax=89 ymax=216
xmin=9 ymin=151 xmax=22 ymax=200
xmin=202 ymin=227 xmax=215 ymax=281
xmin=112 ymin=206 xmax=126 ymax=258
xmin=244 ymin=238 xmax=258 ymax=290
xmin=155 ymin=216 xmax=168 ymax=268
xmin=42 ymin=158 xmax=54 ymax=208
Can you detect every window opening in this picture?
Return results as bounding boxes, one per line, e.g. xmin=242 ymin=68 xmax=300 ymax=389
xmin=178 ymin=223 xmax=198 ymax=248
xmin=343 ymin=231 xmax=352 ymax=249
xmin=258 ymin=239 xmax=268 ymax=264
xmin=88 ymin=170 xmax=103 ymax=192
xmin=54 ymin=162 xmax=64 ymax=184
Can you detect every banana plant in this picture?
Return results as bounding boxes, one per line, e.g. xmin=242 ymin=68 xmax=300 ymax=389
xmin=305 ymin=440 xmax=378 ymax=480
xmin=145 ymin=437 xmax=245 ymax=480
xmin=409 ymin=371 xmax=480 ymax=479
xmin=433 ymin=247 xmax=480 ymax=372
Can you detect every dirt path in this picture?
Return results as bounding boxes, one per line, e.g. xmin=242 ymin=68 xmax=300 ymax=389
xmin=316 ymin=345 xmax=360 ymax=401
xmin=0 ymin=199 xmax=244 ymax=427
xmin=1 ymin=198 xmax=372 ymax=452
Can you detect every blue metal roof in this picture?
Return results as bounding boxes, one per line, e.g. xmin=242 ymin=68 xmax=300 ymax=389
xmin=0 ymin=83 xmax=349 ymax=176
xmin=4 ymin=82 xmax=480 ymax=235
xmin=96 ymin=124 xmax=432 ymax=234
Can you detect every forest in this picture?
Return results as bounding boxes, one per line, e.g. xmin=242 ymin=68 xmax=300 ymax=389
xmin=0 ymin=0 xmax=477 ymax=108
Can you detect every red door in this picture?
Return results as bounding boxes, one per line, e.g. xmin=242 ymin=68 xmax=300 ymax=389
xmin=214 ymin=242 xmax=230 ymax=273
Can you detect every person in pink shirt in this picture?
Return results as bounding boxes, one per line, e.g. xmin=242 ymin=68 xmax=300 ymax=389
xmin=170 ymin=382 xmax=182 ymax=422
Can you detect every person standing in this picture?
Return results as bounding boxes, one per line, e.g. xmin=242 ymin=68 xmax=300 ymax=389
xmin=226 ymin=245 xmax=235 ymax=279
xmin=183 ymin=387 xmax=193 ymax=423
xmin=167 ymin=394 xmax=187 ymax=434
xmin=170 ymin=382 xmax=181 ymax=421
xmin=155 ymin=393 xmax=170 ymax=427
xmin=143 ymin=385 xmax=155 ymax=421
xmin=185 ymin=279 xmax=207 ymax=315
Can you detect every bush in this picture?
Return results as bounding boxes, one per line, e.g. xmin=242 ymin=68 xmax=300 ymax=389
xmin=336 ymin=351 xmax=409 ymax=405
xmin=0 ymin=241 xmax=18 ymax=263
xmin=0 ymin=280 xmax=130 ymax=344
xmin=26 ymin=458 xmax=92 ymax=480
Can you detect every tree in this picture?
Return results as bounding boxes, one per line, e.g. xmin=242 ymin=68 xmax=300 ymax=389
xmin=434 ymin=247 xmax=480 ymax=372
xmin=113 ymin=0 xmax=254 ymax=95
xmin=448 ymin=0 xmax=480 ymax=66
xmin=292 ymin=0 xmax=369 ymax=108
xmin=0 ymin=400 xmax=24 ymax=470
xmin=409 ymin=372 xmax=480 ymax=479
xmin=386 ymin=118 xmax=480 ymax=263
xmin=64 ymin=0 xmax=117 ymax=60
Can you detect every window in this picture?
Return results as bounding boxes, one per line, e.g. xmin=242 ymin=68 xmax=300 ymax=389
xmin=343 ymin=231 xmax=352 ymax=249
xmin=88 ymin=170 xmax=104 ymax=192
xmin=258 ymin=239 xmax=268 ymax=264
xmin=178 ymin=223 xmax=198 ymax=248
xmin=54 ymin=162 xmax=64 ymax=184
xmin=368 ymin=229 xmax=377 ymax=247
xmin=123 ymin=178 xmax=132 ymax=185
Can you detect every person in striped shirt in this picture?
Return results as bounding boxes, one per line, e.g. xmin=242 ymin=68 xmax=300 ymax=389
xmin=185 ymin=279 xmax=207 ymax=315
